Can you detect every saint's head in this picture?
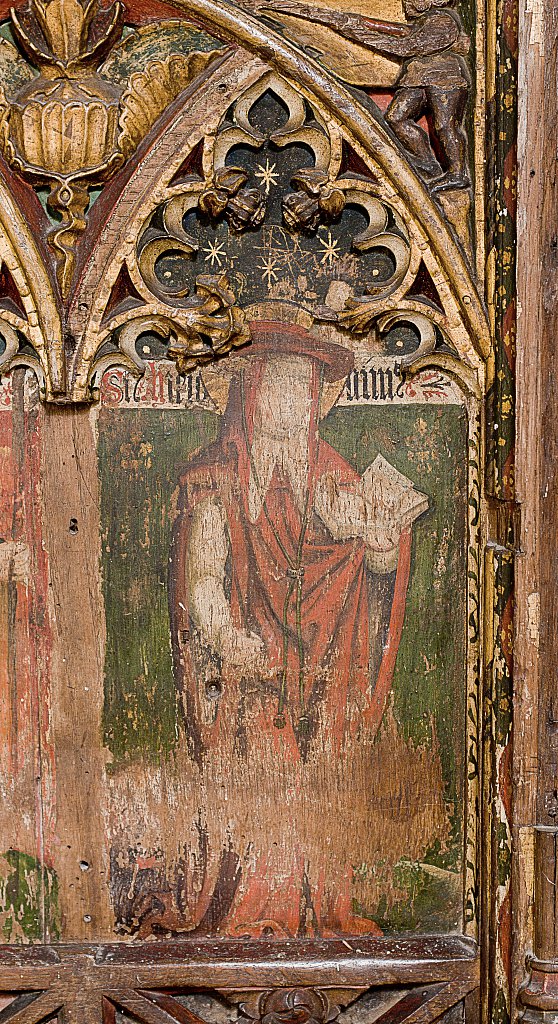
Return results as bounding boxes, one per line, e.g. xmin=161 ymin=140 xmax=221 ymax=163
xmin=201 ymin=300 xmax=355 ymax=440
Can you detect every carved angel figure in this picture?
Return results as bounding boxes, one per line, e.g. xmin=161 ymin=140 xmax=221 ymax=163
xmin=262 ymin=0 xmax=471 ymax=191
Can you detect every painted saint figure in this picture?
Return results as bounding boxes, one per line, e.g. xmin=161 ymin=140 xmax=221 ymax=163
xmin=263 ymin=0 xmax=471 ymax=191
xmin=168 ymin=305 xmax=428 ymax=935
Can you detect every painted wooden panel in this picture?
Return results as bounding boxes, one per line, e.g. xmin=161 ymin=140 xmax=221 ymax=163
xmin=0 ymin=0 xmax=519 ymax=1019
xmin=94 ymin=346 xmax=469 ymax=940
xmin=0 ymin=377 xmax=58 ymax=943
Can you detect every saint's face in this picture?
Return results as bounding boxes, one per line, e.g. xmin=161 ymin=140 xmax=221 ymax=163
xmin=251 ymin=353 xmax=314 ymax=443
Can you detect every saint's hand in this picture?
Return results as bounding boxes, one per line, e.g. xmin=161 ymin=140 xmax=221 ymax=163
xmin=362 ymin=520 xmax=404 ymax=553
xmin=220 ymin=627 xmax=267 ymax=678
xmin=361 ymin=455 xmax=429 ymax=567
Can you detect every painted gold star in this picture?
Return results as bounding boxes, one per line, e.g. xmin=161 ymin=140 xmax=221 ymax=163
xmin=318 ymin=230 xmax=341 ymax=266
xmin=202 ymin=240 xmax=227 ymax=267
xmin=258 ymin=256 xmax=279 ymax=287
xmin=255 ymin=159 xmax=279 ymax=194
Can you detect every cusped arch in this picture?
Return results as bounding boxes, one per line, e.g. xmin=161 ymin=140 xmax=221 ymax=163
xmin=0 ymin=165 xmax=63 ymax=398
xmin=67 ymin=1 xmax=490 ymax=401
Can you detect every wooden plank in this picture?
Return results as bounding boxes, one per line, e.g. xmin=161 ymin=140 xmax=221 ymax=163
xmin=515 ymin=0 xmax=558 ymax=1001
xmin=0 ymin=991 xmax=64 ymax=1024
xmin=106 ymin=991 xmax=190 ymax=1024
xmin=39 ymin=407 xmax=112 ymax=939
xmin=0 ymin=936 xmax=479 ymax=990
xmin=0 ymin=373 xmax=55 ymax=944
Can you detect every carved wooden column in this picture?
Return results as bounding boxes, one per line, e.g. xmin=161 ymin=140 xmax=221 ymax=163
xmin=520 ymin=832 xmax=558 ymax=1023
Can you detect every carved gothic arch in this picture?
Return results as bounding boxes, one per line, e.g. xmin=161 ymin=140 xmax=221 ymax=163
xmin=0 ymin=0 xmax=489 ymax=402
xmin=0 ymin=162 xmax=62 ymax=393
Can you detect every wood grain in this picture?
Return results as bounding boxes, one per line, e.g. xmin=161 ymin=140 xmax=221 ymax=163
xmin=515 ymin=0 xmax=558 ymax=1002
xmin=40 ymin=406 xmax=112 ymax=938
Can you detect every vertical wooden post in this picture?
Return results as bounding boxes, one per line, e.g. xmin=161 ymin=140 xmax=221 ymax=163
xmin=516 ymin=0 xmax=558 ymax=1017
xmin=519 ymin=830 xmax=558 ymax=1022
xmin=40 ymin=405 xmax=112 ymax=938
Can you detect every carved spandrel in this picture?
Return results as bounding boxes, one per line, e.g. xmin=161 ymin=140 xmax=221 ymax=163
xmin=0 ymin=0 xmax=223 ymax=294
xmin=99 ymin=68 xmax=481 ymax=404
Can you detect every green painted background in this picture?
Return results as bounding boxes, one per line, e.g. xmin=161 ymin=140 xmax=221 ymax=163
xmin=321 ymin=404 xmax=468 ymax=826
xmin=98 ymin=400 xmax=468 ymax=930
xmin=99 ymin=407 xmax=219 ymax=764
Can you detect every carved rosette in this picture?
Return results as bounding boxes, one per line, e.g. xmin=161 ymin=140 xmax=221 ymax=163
xmin=231 ymin=986 xmax=367 ymax=1024
xmin=241 ymin=989 xmax=337 ymax=1024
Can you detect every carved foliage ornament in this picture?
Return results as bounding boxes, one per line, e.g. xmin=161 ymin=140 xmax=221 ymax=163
xmin=0 ymin=0 xmax=221 ymax=293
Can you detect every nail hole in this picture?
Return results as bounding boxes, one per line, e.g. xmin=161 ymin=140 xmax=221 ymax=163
xmin=83 ymin=914 xmax=92 ymax=923
xmin=69 ymin=518 xmax=78 ymax=534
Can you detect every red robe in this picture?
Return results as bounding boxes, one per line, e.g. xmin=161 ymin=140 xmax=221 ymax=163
xmin=168 ymin=354 xmax=412 ymax=935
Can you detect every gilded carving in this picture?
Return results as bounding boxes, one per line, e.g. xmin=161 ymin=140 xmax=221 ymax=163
xmin=116 ymin=273 xmax=251 ymax=379
xmin=262 ymin=0 xmax=471 ymax=193
xmin=0 ymin=0 xmax=488 ymax=402
xmin=199 ymin=166 xmax=267 ymax=232
xmin=0 ymin=0 xmax=221 ymax=293
xmin=283 ymin=169 xmax=346 ymax=233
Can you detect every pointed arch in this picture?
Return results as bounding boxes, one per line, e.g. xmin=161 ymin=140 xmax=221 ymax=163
xmin=156 ymin=0 xmax=490 ymax=358
xmin=66 ymin=1 xmax=489 ymax=400
xmin=0 ymin=165 xmax=63 ymax=397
